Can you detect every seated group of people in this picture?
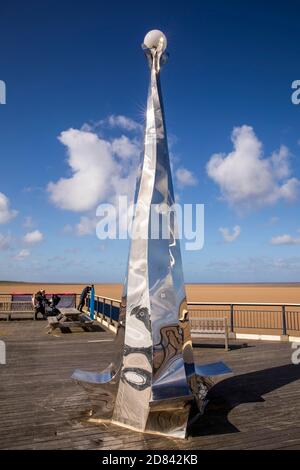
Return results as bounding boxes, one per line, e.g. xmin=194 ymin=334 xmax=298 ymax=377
xmin=32 ymin=289 xmax=61 ymax=320
xmin=31 ymin=285 xmax=93 ymax=319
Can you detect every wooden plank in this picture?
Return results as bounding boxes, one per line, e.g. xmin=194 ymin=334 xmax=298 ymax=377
xmin=0 ymin=321 xmax=299 ymax=449
xmin=59 ymin=308 xmax=81 ymax=316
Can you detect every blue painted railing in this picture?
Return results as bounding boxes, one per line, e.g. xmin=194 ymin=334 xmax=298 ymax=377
xmin=86 ymin=295 xmax=300 ymax=337
xmin=86 ymin=294 xmax=121 ymax=323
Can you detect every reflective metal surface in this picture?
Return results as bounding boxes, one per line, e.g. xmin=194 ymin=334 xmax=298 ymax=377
xmin=111 ymin=30 xmax=198 ymax=438
xmin=72 ymin=29 xmax=232 ymax=439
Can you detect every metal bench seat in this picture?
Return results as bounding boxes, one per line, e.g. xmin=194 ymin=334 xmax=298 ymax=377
xmin=0 ymin=301 xmax=35 ymax=321
xmin=72 ymin=365 xmax=115 ymax=384
xmin=190 ymin=317 xmax=229 ymax=350
xmin=72 ymin=364 xmax=120 ymax=420
xmin=195 ymin=361 xmax=232 ymax=384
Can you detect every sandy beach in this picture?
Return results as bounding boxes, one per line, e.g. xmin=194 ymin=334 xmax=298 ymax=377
xmin=1 ymin=282 xmax=299 ymax=304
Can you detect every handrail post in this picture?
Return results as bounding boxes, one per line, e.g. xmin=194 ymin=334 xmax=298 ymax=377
xmin=282 ymin=305 xmax=287 ymax=336
xmin=230 ymin=304 xmax=234 ymax=333
xmin=86 ymin=293 xmax=90 ymax=312
xmin=103 ymin=298 xmax=106 ymax=319
xmin=90 ymin=286 xmax=95 ymax=320
xmin=96 ymin=296 xmax=99 ymax=319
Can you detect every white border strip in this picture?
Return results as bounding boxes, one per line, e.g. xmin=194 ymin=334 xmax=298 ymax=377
xmin=235 ymin=333 xmax=300 ymax=342
xmin=236 ymin=333 xmax=281 ymax=341
xmin=289 ymin=336 xmax=300 ymax=343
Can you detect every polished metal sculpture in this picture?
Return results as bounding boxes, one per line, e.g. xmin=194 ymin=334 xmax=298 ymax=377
xmin=72 ymin=30 xmax=231 ymax=439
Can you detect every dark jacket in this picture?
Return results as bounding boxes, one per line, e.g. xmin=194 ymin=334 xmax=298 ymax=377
xmin=34 ymin=292 xmax=49 ymax=312
xmin=80 ymin=286 xmax=90 ymax=301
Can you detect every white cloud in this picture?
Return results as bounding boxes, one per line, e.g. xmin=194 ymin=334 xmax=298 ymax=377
xmin=80 ymin=122 xmax=95 ymax=132
xmin=47 ymin=128 xmax=139 ymax=213
xmin=270 ymin=230 xmax=300 ymax=245
xmin=207 ymin=125 xmax=300 ymax=210
xmin=14 ymin=249 xmax=30 ymax=260
xmin=81 ymin=115 xmax=142 ymax=134
xmin=206 ymin=256 xmax=300 ymax=279
xmin=219 ymin=225 xmax=241 ymax=242
xmin=270 ymin=146 xmax=291 ymax=179
xmin=0 ymin=232 xmax=12 ymax=251
xmin=48 ymin=116 xmax=199 ymax=235
xmin=107 ymin=115 xmax=142 ymax=132
xmin=48 ymin=129 xmax=115 ymax=212
xmin=175 ymin=168 xmax=198 ymax=188
xmin=0 ymin=192 xmax=18 ymax=224
xmin=24 ymin=229 xmax=43 ymax=244
xmin=112 ymin=135 xmax=140 ymax=160
xmin=75 ymin=216 xmax=97 ymax=236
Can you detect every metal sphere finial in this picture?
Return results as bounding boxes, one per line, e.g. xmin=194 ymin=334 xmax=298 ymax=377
xmin=143 ymin=29 xmax=167 ymax=51
xmin=142 ymin=30 xmax=168 ymax=73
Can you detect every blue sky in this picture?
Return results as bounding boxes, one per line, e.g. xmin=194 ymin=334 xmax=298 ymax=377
xmin=0 ymin=0 xmax=300 ymax=283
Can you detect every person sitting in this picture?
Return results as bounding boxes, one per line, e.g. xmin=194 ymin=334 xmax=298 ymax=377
xmin=49 ymin=294 xmax=61 ymax=316
xmin=51 ymin=294 xmax=61 ymax=309
xmin=33 ymin=289 xmax=47 ymax=319
xmin=40 ymin=289 xmax=49 ymax=303
xmin=77 ymin=285 xmax=91 ymax=312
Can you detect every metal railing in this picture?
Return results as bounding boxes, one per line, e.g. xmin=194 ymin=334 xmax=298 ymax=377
xmin=86 ymin=297 xmax=300 ymax=337
xmin=0 ymin=293 xmax=77 ymax=307
xmin=0 ymin=301 xmax=35 ymax=320
xmin=86 ymin=294 xmax=121 ymax=326
xmin=0 ymin=301 xmax=34 ymax=311
xmin=188 ymin=302 xmax=300 ymax=336
xmin=1 ymin=291 xmax=299 ymax=337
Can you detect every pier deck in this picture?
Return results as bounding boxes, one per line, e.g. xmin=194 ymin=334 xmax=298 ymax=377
xmin=0 ymin=321 xmax=300 ymax=450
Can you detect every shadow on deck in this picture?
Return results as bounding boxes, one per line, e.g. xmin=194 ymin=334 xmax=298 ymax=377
xmin=0 ymin=321 xmax=300 ymax=450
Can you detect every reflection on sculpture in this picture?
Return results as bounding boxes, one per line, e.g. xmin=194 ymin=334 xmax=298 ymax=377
xmin=72 ymin=30 xmax=231 ymax=438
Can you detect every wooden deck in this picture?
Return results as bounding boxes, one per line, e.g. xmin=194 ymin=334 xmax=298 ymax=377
xmin=0 ymin=321 xmax=300 ymax=450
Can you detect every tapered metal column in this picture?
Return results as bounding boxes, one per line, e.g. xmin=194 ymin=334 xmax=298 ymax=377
xmin=72 ymin=30 xmax=231 ymax=440
xmin=111 ymin=30 xmax=202 ymax=438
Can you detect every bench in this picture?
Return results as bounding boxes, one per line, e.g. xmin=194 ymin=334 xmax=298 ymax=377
xmin=47 ymin=310 xmax=93 ymax=333
xmin=190 ymin=317 xmax=229 ymax=350
xmin=47 ymin=316 xmax=60 ymax=331
xmin=0 ymin=301 xmax=35 ymax=321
